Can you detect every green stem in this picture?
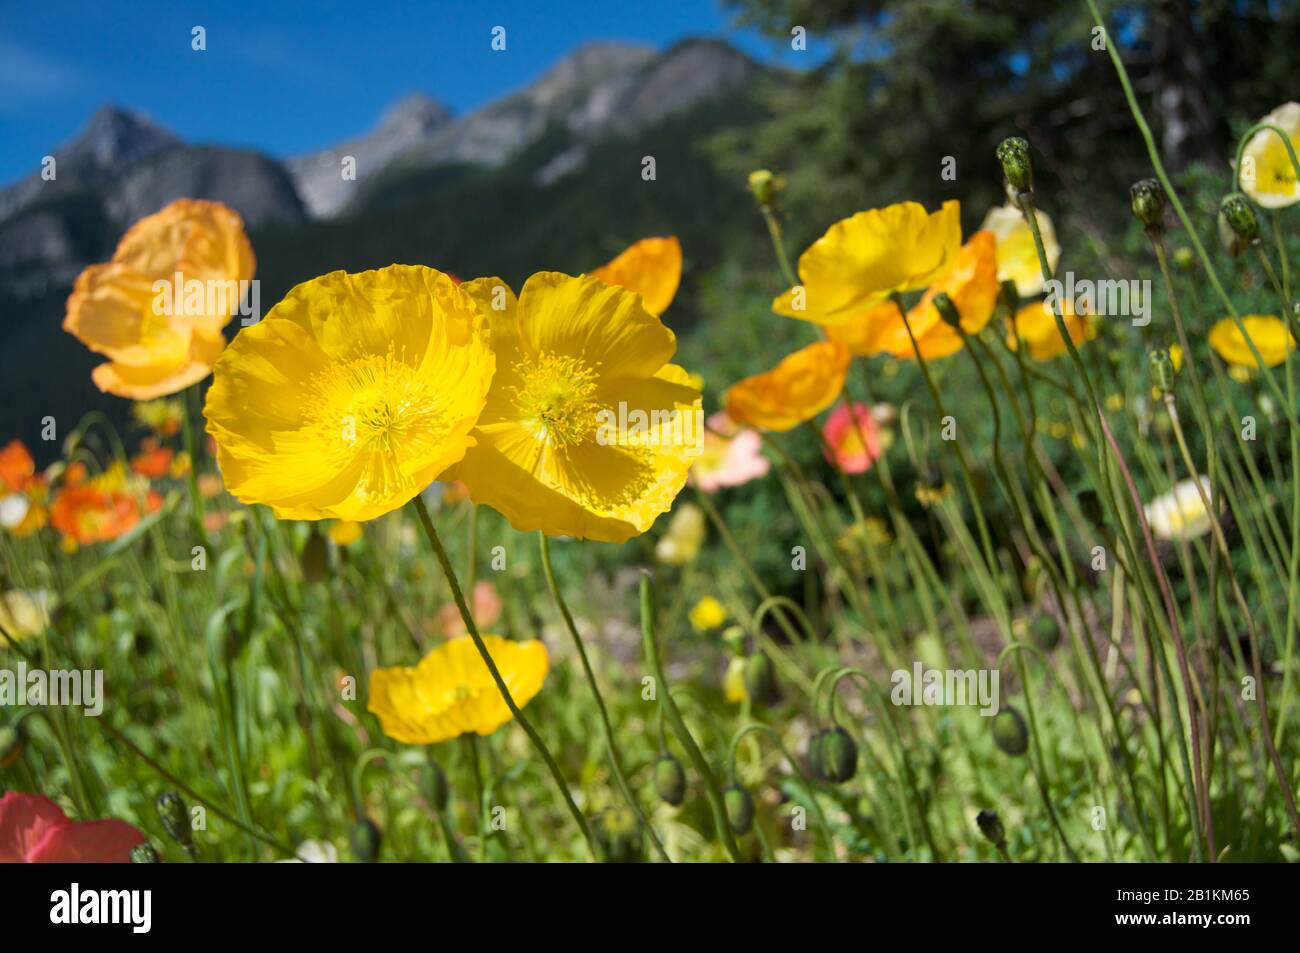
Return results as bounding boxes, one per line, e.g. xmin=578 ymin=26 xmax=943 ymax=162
xmin=410 ymin=494 xmax=595 ymax=858
xmin=538 ymin=533 xmax=671 ymax=862
xmin=640 ymin=573 xmax=744 ymax=861
xmin=760 ymin=206 xmax=799 ymax=288
xmin=182 ymin=384 xmax=209 ymax=551
xmin=463 ymin=734 xmax=487 ymax=862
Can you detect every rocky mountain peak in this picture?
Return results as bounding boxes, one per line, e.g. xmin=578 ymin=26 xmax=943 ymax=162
xmin=62 ymin=105 xmax=179 ymax=170
xmin=374 ymin=93 xmax=454 ymax=136
xmin=524 ymin=41 xmax=657 ymax=110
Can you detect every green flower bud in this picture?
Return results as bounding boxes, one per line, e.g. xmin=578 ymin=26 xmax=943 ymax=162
xmin=724 ymin=784 xmax=755 ymax=835
xmin=932 ymin=291 xmax=962 ymax=330
xmin=1030 ymin=614 xmax=1061 ymax=652
xmin=0 ymin=723 xmax=23 ymax=768
xmin=1218 ymin=193 xmax=1259 ymax=257
xmin=747 ymin=169 xmax=785 ymax=208
xmin=1149 ymin=348 xmax=1175 ymax=396
xmin=998 ymin=279 xmax=1020 ymax=317
xmin=744 ymin=651 xmax=778 ymax=705
xmin=992 ymin=708 xmax=1029 ymax=756
xmin=1173 ymin=246 xmax=1195 ymax=271
xmin=1129 ymin=178 xmax=1166 ymax=230
xmin=721 ymin=624 xmax=746 ymax=654
xmin=423 ymin=761 xmax=449 ymax=812
xmin=300 ymin=528 xmax=328 ymax=584
xmin=996 ymin=137 xmax=1033 ymax=193
xmin=592 ymin=807 xmax=644 ymax=863
xmin=155 ymin=791 xmax=193 ymax=848
xmin=654 ymin=753 xmax=687 ymax=806
xmin=975 ymin=809 xmax=1006 ymax=847
xmin=130 ymin=843 xmax=161 ymax=863
xmin=809 ymin=726 xmax=859 ymax=783
xmin=349 ymin=816 xmax=382 ymax=863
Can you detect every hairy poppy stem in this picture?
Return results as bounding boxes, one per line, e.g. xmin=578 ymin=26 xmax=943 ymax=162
xmin=538 ymin=532 xmax=672 ymax=862
xmin=182 ymin=384 xmax=210 ymax=551
xmin=640 ymin=572 xmax=746 ymax=862
xmin=411 ymin=494 xmax=595 ymax=858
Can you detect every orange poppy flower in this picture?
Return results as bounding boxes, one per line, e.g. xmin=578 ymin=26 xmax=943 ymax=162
xmin=725 ymin=341 xmax=851 ymax=432
xmin=50 ymin=468 xmax=161 ymax=544
xmin=130 ymin=440 xmax=175 ymax=479
xmin=63 ymin=199 xmax=255 ymax=400
xmin=825 ymin=300 xmax=907 ymax=357
xmin=838 ymin=231 xmax=998 ymax=361
xmin=0 ymin=441 xmax=35 ymax=492
xmin=590 ymin=237 xmax=682 ymax=317
xmin=61 ymin=462 xmax=88 ymax=487
xmin=0 ymin=441 xmax=45 ymax=538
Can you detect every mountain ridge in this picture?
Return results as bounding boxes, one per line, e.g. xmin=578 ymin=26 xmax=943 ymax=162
xmin=0 ymin=37 xmax=776 ymax=464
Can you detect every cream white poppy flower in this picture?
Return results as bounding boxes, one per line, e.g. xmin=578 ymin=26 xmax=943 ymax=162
xmin=1144 ymin=477 xmax=1213 ymax=541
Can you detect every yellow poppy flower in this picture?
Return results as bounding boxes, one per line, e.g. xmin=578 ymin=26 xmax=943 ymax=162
xmin=204 ymin=265 xmax=495 ymax=522
xmin=1241 ymin=102 xmax=1300 ymax=209
xmin=1 ymin=493 xmax=46 ymax=538
xmin=867 ymin=231 xmax=999 ymax=360
xmin=590 ymin=236 xmax=682 ymax=316
xmin=724 ymin=656 xmax=747 ymax=703
xmin=1006 ymin=299 xmax=1094 ymax=361
xmin=0 ymin=590 xmax=52 ymax=646
xmin=725 ymin=340 xmax=850 ymax=431
xmin=689 ymin=595 xmax=727 ymax=632
xmin=655 ymin=502 xmax=706 ymax=565
xmin=63 ymin=199 xmax=254 ymax=399
xmin=979 ymin=203 xmax=1060 ymax=297
xmin=367 ymin=634 xmax=548 ymax=744
xmin=447 ymin=272 xmax=702 ymax=543
xmin=1208 ymin=315 xmax=1294 ymax=370
xmin=773 ymin=200 xmax=961 ymax=325
xmin=328 ymin=520 xmax=363 ymax=546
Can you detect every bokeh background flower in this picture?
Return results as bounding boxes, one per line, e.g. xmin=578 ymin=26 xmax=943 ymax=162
xmin=368 ymin=634 xmax=548 ymax=744
xmin=62 ymin=199 xmax=254 ymax=399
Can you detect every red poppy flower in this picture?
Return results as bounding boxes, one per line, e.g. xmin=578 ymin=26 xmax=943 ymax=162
xmin=822 ymin=401 xmax=883 ymax=474
xmin=0 ymin=791 xmax=144 ymax=862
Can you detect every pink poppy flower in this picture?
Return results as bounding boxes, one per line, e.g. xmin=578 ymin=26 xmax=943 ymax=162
xmin=436 ymin=580 xmax=503 ymax=637
xmin=690 ymin=412 xmax=770 ymax=493
xmin=822 ymin=402 xmax=882 ymax=474
xmin=0 ymin=791 xmax=145 ymax=862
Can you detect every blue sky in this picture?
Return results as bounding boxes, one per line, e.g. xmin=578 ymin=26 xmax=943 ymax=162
xmin=0 ymin=0 xmax=824 ymax=184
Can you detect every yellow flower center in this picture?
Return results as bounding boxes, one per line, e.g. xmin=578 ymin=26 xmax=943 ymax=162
xmin=307 ymin=351 xmax=451 ymax=473
xmin=511 ymin=353 xmax=600 ymax=448
xmin=444 ymin=683 xmax=481 ymax=707
xmin=1262 ymin=141 xmax=1298 ymax=193
xmin=837 ymin=428 xmax=867 ymax=456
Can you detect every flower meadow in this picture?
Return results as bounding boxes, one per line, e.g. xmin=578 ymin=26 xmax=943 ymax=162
xmin=7 ymin=11 xmax=1300 ymax=868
